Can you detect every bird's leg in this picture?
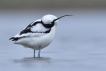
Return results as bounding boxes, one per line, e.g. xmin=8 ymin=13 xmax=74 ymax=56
xmin=34 ymin=50 xmax=35 ymax=58
xmin=38 ymin=47 xmax=41 ymax=58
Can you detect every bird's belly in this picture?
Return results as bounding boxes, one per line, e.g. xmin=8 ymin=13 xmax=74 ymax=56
xmin=15 ymin=26 xmax=56 ymax=50
xmin=15 ymin=33 xmax=55 ymax=50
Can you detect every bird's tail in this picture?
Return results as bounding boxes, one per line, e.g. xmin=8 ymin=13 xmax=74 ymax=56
xmin=9 ymin=37 xmax=20 ymax=41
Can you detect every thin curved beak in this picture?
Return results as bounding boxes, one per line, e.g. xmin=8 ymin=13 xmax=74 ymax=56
xmin=53 ymin=15 xmax=73 ymax=22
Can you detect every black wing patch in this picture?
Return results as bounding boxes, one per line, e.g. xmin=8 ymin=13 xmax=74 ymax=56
xmin=20 ymin=21 xmax=41 ymax=35
xmin=19 ymin=20 xmax=55 ymax=35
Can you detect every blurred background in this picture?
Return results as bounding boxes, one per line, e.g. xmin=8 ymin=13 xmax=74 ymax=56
xmin=0 ymin=0 xmax=106 ymax=71
xmin=0 ymin=0 xmax=106 ymax=9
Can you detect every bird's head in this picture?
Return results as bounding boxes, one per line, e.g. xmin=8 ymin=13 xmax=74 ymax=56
xmin=41 ymin=14 xmax=58 ymax=25
xmin=41 ymin=14 xmax=73 ymax=25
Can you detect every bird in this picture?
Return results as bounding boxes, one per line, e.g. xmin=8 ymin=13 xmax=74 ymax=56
xmin=9 ymin=14 xmax=72 ymax=58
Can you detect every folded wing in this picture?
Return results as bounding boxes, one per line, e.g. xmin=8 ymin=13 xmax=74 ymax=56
xmin=9 ymin=19 xmax=51 ymax=41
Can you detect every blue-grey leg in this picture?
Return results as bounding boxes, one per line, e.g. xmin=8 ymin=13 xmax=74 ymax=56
xmin=38 ymin=47 xmax=41 ymax=58
xmin=34 ymin=50 xmax=35 ymax=58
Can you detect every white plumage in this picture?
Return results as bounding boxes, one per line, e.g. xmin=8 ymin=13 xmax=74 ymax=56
xmin=9 ymin=14 xmax=72 ymax=57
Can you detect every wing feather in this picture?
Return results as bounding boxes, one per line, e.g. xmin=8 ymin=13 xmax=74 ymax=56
xmin=9 ymin=19 xmax=51 ymax=41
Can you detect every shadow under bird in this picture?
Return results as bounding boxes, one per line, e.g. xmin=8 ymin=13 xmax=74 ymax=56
xmin=9 ymin=14 xmax=72 ymax=58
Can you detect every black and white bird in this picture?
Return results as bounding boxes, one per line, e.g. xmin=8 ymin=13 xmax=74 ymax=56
xmin=9 ymin=14 xmax=72 ymax=58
